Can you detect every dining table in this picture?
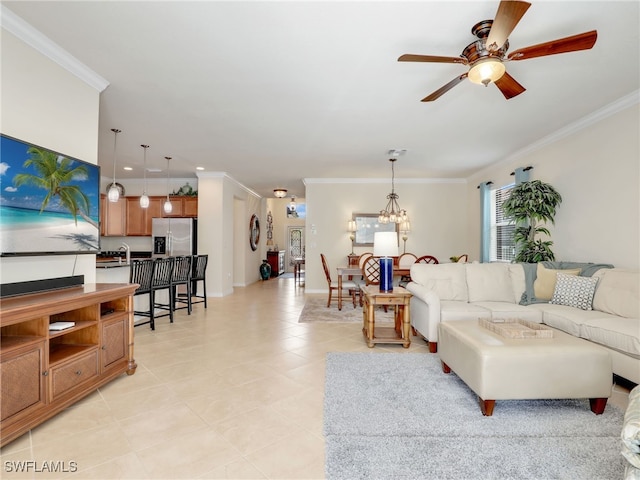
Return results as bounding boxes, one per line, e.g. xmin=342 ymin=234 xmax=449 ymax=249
xmin=335 ymin=265 xmax=411 ymax=310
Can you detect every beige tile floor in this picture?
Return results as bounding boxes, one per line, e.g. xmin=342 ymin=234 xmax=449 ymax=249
xmin=1 ymin=275 xmax=631 ymax=479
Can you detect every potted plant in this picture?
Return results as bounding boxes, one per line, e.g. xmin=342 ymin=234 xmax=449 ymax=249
xmin=501 ymin=180 xmax=562 ymax=263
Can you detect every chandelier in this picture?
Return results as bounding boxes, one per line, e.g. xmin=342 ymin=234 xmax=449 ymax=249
xmin=378 ymin=158 xmax=408 ymax=224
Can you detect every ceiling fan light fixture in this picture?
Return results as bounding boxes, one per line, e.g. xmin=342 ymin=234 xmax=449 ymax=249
xmin=468 ymin=58 xmax=506 ymax=86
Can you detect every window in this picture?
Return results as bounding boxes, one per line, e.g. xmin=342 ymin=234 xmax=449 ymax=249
xmin=490 ymin=184 xmax=515 ymax=262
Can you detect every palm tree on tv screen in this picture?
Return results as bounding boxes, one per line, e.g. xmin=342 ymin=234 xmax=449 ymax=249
xmin=13 ymin=147 xmax=98 ymax=229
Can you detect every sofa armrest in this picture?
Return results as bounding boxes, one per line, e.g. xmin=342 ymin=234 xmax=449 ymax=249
xmin=406 ymin=282 xmax=441 ymax=343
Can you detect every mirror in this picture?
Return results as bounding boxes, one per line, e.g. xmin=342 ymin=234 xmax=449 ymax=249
xmin=352 ymin=213 xmax=398 ymax=247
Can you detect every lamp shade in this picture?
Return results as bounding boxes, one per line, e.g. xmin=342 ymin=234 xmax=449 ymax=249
xmin=373 ymin=232 xmax=398 ymax=257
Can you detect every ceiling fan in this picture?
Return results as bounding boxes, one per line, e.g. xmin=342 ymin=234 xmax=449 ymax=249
xmin=398 ymin=0 xmax=597 ymax=101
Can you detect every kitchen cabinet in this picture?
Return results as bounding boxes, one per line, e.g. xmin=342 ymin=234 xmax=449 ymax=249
xmin=100 ymin=195 xmax=126 ymax=236
xmin=125 ymin=197 xmax=163 ymax=236
xmin=100 ymin=196 xmax=197 ymax=237
xmin=0 ymin=283 xmax=137 ymax=447
xmin=162 ymin=197 xmax=198 ymax=218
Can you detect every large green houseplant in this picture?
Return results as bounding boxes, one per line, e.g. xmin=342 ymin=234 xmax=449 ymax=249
xmin=501 ymin=179 xmax=562 ymax=263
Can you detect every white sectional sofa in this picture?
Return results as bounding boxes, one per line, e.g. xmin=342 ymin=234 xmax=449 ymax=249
xmin=406 ymin=262 xmax=640 ymax=385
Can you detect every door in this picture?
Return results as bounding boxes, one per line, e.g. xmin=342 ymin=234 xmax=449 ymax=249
xmin=286 ymin=226 xmax=304 ymax=273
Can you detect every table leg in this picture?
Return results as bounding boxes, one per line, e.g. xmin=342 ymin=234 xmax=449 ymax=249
xmin=367 ymin=300 xmax=375 ymax=348
xmin=401 ymin=304 xmax=411 ymax=348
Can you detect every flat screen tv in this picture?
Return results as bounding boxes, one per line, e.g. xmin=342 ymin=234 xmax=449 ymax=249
xmin=0 ymin=134 xmax=100 ymax=256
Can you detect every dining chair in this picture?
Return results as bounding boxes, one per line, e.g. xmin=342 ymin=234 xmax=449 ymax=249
xmin=456 ymin=254 xmax=469 ymax=263
xmin=398 ymin=253 xmax=418 ymax=287
xmin=151 ymin=257 xmax=175 ymax=324
xmin=171 ymin=255 xmax=193 ymax=315
xmin=129 ymin=259 xmax=156 ymax=329
xmin=416 ymin=255 xmax=439 ymax=264
xmin=190 ymin=254 xmax=208 ymax=308
xmin=320 ymin=253 xmax=358 ymax=309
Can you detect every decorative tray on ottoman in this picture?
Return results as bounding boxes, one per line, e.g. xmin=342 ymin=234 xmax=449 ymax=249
xmin=478 ymin=318 xmax=554 ymax=339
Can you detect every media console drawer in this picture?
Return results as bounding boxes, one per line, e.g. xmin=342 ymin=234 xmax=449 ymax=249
xmin=50 ymin=349 xmax=99 ymax=400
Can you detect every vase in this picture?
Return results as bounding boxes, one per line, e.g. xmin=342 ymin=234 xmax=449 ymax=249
xmin=260 ymin=260 xmax=272 ymax=280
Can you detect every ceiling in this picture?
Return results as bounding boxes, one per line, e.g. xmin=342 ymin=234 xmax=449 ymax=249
xmin=3 ymin=1 xmax=639 ymax=198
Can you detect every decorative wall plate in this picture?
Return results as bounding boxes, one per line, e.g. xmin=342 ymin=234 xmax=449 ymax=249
xmin=249 ymin=214 xmax=260 ymax=251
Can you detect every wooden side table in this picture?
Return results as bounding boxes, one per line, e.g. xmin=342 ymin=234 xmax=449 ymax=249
xmin=361 ymin=285 xmax=412 ymax=348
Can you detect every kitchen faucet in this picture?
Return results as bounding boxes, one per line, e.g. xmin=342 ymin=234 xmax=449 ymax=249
xmin=119 ymin=243 xmax=130 ymax=265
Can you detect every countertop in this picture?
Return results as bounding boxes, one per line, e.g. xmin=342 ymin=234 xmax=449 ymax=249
xmin=96 ymin=261 xmax=131 ymax=269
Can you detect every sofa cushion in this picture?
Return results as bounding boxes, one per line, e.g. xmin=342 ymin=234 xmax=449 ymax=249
xmin=528 ymin=303 xmax=611 ymax=336
xmin=579 ymin=317 xmax=640 ymax=357
xmin=550 ymin=273 xmax=599 ymax=310
xmin=592 ymin=269 xmax=639 ymax=319
xmin=409 ymin=263 xmax=468 ymax=301
xmin=440 ymin=301 xmax=489 ymax=321
xmin=466 ymin=263 xmax=516 ymax=303
xmin=473 ymin=301 xmax=543 ymax=323
xmin=533 ymin=264 xmax=581 ymax=300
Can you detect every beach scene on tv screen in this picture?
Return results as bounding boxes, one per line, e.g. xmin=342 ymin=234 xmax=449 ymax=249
xmin=0 ymin=135 xmax=100 ymax=254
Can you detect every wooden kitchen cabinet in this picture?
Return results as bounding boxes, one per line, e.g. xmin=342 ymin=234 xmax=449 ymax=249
xmin=162 ymin=197 xmax=197 ymax=218
xmin=100 ymin=195 xmax=126 ymax=236
xmin=125 ymin=197 xmax=163 ymax=236
xmin=0 ymin=283 xmax=137 ymax=447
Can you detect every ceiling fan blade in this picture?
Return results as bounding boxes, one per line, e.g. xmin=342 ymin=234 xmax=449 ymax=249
xmin=398 ymin=54 xmax=468 ymax=65
xmin=486 ymin=0 xmax=532 ymax=52
xmin=507 ymin=30 xmax=598 ymax=61
xmin=421 ymin=74 xmax=468 ymax=102
xmin=494 ymin=71 xmax=526 ymax=99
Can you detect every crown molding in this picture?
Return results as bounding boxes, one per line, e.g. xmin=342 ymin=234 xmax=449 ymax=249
xmin=471 ymin=89 xmax=639 ymax=181
xmin=1 ymin=5 xmax=109 ymax=92
xmin=196 ymin=171 xmax=261 ymax=198
xmin=303 ymin=177 xmax=466 ymax=185
xmin=504 ymin=90 xmax=639 ymax=165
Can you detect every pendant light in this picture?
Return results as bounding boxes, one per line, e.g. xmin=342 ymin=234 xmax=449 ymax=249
xmin=163 ymin=156 xmax=173 ymax=214
xmin=107 ymin=128 xmax=121 ymax=202
xmin=378 ymin=157 xmax=408 ymax=224
xmin=139 ymin=144 xmax=150 ymax=208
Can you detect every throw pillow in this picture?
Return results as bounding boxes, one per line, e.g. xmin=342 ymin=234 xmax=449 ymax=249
xmin=533 ymin=264 xmax=581 ymax=300
xmin=550 ymin=273 xmax=599 ymax=310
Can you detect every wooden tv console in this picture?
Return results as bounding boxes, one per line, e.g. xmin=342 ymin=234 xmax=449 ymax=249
xmin=0 ymin=283 xmax=138 ymax=447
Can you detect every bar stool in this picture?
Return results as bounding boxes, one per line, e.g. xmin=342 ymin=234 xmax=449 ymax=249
xmin=191 ymin=254 xmax=208 ymax=308
xmin=172 ymin=255 xmax=192 ymax=315
xmin=151 ymin=257 xmax=175 ymax=324
xmin=129 ymin=259 xmax=156 ymax=329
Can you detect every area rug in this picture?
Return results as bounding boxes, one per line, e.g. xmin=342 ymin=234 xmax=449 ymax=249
xmin=324 ymin=352 xmax=625 ymax=479
xmin=298 ymin=296 xmax=394 ymax=323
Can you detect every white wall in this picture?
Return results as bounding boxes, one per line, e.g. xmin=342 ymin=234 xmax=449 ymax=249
xmin=0 ymin=30 xmax=101 ymax=285
xmin=466 ymin=100 xmax=639 ymax=270
xmin=303 ymin=179 xmax=468 ymax=292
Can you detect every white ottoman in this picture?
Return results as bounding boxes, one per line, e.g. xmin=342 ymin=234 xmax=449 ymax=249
xmin=438 ymin=320 xmax=613 ymax=416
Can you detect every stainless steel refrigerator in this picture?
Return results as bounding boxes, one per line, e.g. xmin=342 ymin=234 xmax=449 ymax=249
xmin=151 ymin=218 xmax=197 ymax=257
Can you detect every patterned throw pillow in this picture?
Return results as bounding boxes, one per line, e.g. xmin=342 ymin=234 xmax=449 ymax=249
xmin=550 ymin=273 xmax=599 ymax=310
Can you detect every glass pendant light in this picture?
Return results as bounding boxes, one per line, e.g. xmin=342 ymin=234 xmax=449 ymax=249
xmin=163 ymin=156 xmax=173 ymax=214
xmin=139 ymin=144 xmax=150 ymax=208
xmin=107 ymin=128 xmax=121 ymax=202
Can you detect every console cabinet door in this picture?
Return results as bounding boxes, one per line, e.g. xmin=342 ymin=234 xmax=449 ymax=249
xmin=102 ymin=316 xmax=127 ymax=370
xmin=1 ymin=341 xmax=46 ymax=424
